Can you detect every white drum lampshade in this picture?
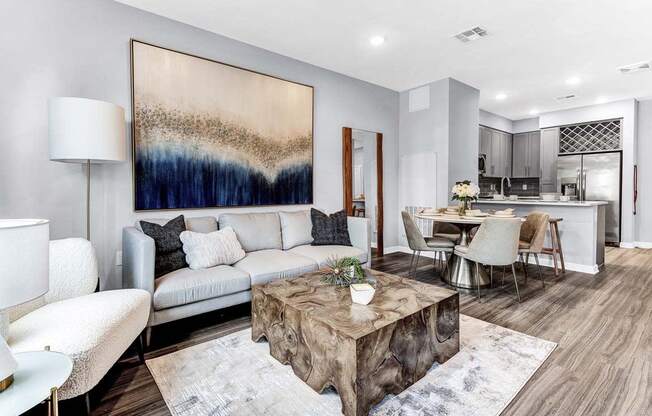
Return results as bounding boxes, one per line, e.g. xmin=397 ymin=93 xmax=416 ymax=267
xmin=0 ymin=219 xmax=49 ymax=392
xmin=48 ymin=97 xmax=126 ymax=163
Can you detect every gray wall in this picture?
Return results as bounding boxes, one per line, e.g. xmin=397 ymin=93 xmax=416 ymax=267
xmin=399 ymin=79 xmax=450 ymax=209
xmin=512 ymin=117 xmax=540 ymax=133
xmin=0 ymin=0 xmax=399 ymax=289
xmin=479 ymin=109 xmax=513 ymax=133
xmin=636 ymin=99 xmax=652 ymax=243
xmin=448 ymin=79 xmax=480 ymax=194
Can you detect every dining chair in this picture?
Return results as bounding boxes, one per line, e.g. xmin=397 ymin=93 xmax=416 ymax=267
xmin=401 ymin=211 xmax=454 ymax=278
xmin=432 ymin=222 xmax=462 ymax=242
xmin=518 ymin=212 xmax=550 ymax=288
xmin=454 ymin=217 xmax=522 ymax=301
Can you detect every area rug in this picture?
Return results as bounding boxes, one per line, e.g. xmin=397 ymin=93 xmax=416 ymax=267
xmin=146 ymin=315 xmax=556 ymax=416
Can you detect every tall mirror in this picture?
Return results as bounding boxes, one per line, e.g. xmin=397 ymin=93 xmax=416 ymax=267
xmin=342 ymin=127 xmax=384 ymax=256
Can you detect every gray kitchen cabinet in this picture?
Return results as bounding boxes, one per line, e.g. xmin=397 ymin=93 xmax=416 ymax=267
xmin=528 ymin=131 xmax=541 ymax=177
xmin=479 ymin=126 xmax=512 ymax=177
xmin=540 ymin=127 xmax=559 ymax=191
xmin=512 ymin=131 xmax=540 ymax=177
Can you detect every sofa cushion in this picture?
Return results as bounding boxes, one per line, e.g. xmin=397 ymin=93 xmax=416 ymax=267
xmin=233 ymin=249 xmax=318 ymax=285
xmin=9 ymin=289 xmax=150 ymax=400
xmin=135 ymin=216 xmax=217 ymax=233
xmin=219 ymin=212 xmax=282 ymax=252
xmin=140 ymin=215 xmax=188 ymax=278
xmin=185 ymin=216 xmax=218 ymax=233
xmin=180 ymin=227 xmax=245 ymax=269
xmin=289 ymin=244 xmax=367 ymax=267
xmin=310 ymin=208 xmax=352 ymax=246
xmin=279 ymin=210 xmax=313 ymax=250
xmin=153 ymin=265 xmax=250 ymax=310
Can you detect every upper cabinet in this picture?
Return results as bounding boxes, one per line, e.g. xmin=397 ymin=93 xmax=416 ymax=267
xmin=512 ymin=131 xmax=540 ymax=178
xmin=540 ymin=127 xmax=559 ymax=192
xmin=479 ymin=126 xmax=512 ymax=177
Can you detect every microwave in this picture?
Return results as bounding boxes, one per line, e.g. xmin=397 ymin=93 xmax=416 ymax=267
xmin=478 ymin=154 xmax=487 ymax=176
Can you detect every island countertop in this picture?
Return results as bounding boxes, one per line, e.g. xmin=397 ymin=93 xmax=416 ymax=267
xmin=474 ymin=199 xmax=606 ymax=274
xmin=475 ymin=199 xmax=608 ymax=207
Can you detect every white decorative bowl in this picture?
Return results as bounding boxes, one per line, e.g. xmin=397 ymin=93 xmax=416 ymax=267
xmin=350 ymin=283 xmax=375 ymax=305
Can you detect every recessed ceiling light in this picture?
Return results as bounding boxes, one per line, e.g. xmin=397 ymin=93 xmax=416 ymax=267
xmin=529 ymin=109 xmax=539 ymax=116
xmin=596 ymin=96 xmax=608 ymax=104
xmin=369 ymin=36 xmax=385 ymax=47
xmin=565 ymin=76 xmax=581 ymax=86
xmin=495 ymin=93 xmax=507 ymax=100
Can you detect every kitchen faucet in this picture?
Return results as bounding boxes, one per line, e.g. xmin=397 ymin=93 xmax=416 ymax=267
xmin=500 ymin=176 xmax=511 ymax=197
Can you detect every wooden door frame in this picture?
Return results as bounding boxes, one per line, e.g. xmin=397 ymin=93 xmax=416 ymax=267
xmin=342 ymin=127 xmax=384 ymax=256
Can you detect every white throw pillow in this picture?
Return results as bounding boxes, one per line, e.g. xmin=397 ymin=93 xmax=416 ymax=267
xmin=180 ymin=227 xmax=245 ymax=269
xmin=279 ymin=211 xmax=314 ymax=250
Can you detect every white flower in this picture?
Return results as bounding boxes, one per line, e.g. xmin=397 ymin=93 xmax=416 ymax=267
xmin=452 ymin=181 xmax=479 ymax=199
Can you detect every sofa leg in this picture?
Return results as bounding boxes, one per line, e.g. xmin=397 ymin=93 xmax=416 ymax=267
xmin=144 ymin=327 xmax=152 ymax=349
xmin=136 ymin=332 xmax=146 ymax=364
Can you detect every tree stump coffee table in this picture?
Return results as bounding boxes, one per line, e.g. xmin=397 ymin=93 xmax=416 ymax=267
xmin=252 ymin=269 xmax=459 ymax=416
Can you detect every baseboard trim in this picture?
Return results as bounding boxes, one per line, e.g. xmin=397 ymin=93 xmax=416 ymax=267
xmin=621 ymin=241 xmax=652 ymax=249
xmin=385 ymin=246 xmax=438 ymax=259
xmin=385 ymin=246 xmax=600 ymax=275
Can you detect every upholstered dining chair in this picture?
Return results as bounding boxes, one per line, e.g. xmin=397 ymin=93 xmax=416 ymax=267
xmin=454 ymin=218 xmax=522 ymax=301
xmin=518 ymin=212 xmax=550 ymax=288
xmin=432 ymin=222 xmax=462 ymax=243
xmin=401 ymin=211 xmax=455 ymax=278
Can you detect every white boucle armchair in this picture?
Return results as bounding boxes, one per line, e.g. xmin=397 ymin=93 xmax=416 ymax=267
xmin=7 ymin=238 xmax=151 ymax=412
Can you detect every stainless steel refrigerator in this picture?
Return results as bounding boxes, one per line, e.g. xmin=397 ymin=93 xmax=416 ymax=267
xmin=557 ymin=152 xmax=621 ymax=243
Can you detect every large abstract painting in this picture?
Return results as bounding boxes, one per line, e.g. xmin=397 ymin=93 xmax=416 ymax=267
xmin=131 ymin=40 xmax=314 ymax=210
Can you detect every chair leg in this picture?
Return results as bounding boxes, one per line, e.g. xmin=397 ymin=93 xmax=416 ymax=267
xmin=412 ymin=251 xmax=421 ymax=278
xmin=475 ymin=262 xmax=481 ymax=302
xmin=524 ymin=253 xmax=529 ymax=284
xmin=512 ymin=264 xmax=521 ymax=303
xmin=549 ymin=222 xmax=560 ymax=276
xmin=443 ymin=252 xmax=451 ymax=279
xmin=534 ymin=253 xmax=544 ymax=289
xmin=490 ymin=265 xmax=493 ymax=287
xmin=554 ymin=222 xmax=566 ymax=273
xmin=408 ymin=251 xmax=416 ymax=277
xmin=83 ymin=392 xmax=92 ymax=416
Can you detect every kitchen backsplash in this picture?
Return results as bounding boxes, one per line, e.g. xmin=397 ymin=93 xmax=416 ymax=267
xmin=479 ymin=176 xmax=540 ymax=197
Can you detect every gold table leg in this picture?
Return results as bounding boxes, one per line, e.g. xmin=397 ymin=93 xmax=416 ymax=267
xmin=48 ymin=387 xmax=59 ymax=416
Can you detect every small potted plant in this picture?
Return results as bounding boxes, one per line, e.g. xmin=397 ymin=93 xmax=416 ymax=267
xmin=319 ymin=257 xmax=375 ymax=304
xmin=319 ymin=256 xmax=364 ymax=286
xmin=451 ymin=180 xmax=480 ymax=216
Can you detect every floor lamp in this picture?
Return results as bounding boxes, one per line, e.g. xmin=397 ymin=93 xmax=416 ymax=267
xmin=48 ymin=97 xmax=126 ymax=241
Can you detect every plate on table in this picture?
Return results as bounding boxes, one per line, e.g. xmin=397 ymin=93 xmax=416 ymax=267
xmin=489 ymin=214 xmax=516 ymax=218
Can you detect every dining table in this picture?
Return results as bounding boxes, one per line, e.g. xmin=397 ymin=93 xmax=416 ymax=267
xmin=415 ymin=212 xmax=523 ymax=290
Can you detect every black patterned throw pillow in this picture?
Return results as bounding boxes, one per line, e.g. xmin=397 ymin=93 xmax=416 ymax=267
xmin=310 ymin=208 xmax=352 ymax=246
xmin=140 ymin=215 xmax=188 ymax=278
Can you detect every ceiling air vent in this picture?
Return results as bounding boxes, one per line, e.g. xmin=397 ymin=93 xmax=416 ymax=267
xmin=454 ymin=27 xmax=488 ymax=43
xmin=618 ymin=61 xmax=651 ymax=74
xmin=556 ymin=94 xmax=576 ymax=101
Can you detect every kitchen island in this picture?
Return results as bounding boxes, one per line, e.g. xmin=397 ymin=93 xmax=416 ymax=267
xmin=475 ymin=199 xmax=608 ymax=274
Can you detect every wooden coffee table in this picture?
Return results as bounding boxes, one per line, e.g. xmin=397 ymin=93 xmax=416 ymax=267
xmin=251 ymin=269 xmax=459 ymax=416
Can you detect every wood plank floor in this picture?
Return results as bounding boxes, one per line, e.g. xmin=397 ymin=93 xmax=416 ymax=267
xmin=33 ymin=247 xmax=652 ymax=415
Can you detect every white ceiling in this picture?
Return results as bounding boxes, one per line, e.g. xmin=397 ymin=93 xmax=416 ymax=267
xmin=116 ymin=0 xmax=652 ymax=120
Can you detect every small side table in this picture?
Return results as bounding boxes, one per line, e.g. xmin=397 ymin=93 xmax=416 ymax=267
xmin=0 ymin=350 xmax=72 ymax=416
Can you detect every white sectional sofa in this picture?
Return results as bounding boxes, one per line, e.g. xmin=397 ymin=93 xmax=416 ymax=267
xmin=122 ymin=211 xmax=370 ymax=342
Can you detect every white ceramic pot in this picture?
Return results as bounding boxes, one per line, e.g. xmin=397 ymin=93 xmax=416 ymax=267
xmin=350 ymin=283 xmax=375 ymax=305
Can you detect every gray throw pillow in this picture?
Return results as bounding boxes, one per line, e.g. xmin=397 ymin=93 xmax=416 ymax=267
xmin=310 ymin=208 xmax=352 ymax=246
xmin=140 ymin=215 xmax=188 ymax=277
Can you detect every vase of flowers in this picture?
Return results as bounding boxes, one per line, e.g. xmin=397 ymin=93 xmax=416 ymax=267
xmin=451 ymin=180 xmax=480 ymax=216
